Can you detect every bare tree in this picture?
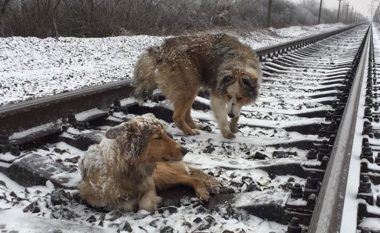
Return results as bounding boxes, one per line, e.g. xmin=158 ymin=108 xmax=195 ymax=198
xmin=0 ymin=0 xmax=366 ymax=37
xmin=0 ymin=0 xmax=12 ymax=35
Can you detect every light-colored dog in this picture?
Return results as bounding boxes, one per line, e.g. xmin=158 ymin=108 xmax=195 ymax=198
xmin=78 ymin=114 xmax=220 ymax=212
xmin=133 ymin=34 xmax=262 ymax=139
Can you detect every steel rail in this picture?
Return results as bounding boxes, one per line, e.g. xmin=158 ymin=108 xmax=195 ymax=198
xmin=0 ymin=79 xmax=133 ymax=133
xmin=0 ymin=24 xmax=364 ymax=134
xmin=256 ymin=23 xmax=363 ymax=60
xmin=308 ymin=26 xmax=371 ymax=233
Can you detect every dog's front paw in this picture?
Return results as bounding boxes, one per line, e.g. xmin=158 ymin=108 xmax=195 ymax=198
xmin=195 ymin=186 xmax=210 ymax=202
xmin=205 ymin=178 xmax=221 ymax=195
xmin=230 ymin=125 xmax=238 ymax=133
xmin=139 ymin=193 xmax=161 ymax=212
xmin=222 ymin=129 xmax=235 ymax=139
xmin=229 ymin=117 xmax=239 ymax=133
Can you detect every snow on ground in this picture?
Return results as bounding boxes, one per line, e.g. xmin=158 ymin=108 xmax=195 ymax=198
xmin=0 ymin=125 xmax=294 ymax=233
xmin=0 ymin=23 xmax=346 ymax=106
xmin=0 ymin=22 xmax=352 ymax=232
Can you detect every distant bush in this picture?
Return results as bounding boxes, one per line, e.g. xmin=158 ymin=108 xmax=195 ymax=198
xmin=0 ymin=0 xmax=366 ymax=37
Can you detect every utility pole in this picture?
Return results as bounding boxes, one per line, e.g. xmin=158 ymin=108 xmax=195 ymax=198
xmin=350 ymin=7 xmax=354 ymax=23
xmin=369 ymin=0 xmax=380 ymax=21
xmin=337 ymin=0 xmax=342 ymax=22
xmin=318 ymin=0 xmax=323 ymax=24
xmin=0 ymin=0 xmax=12 ymax=35
xmin=345 ymin=3 xmax=350 ymax=23
xmin=267 ymin=0 xmax=273 ymax=27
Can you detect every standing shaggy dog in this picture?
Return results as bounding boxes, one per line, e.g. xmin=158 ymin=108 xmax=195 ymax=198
xmin=133 ymin=34 xmax=262 ymax=139
xmin=79 ymin=114 xmax=220 ymax=212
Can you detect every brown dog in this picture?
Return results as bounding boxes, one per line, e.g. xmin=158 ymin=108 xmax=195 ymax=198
xmin=133 ymin=34 xmax=262 ymax=139
xmin=78 ymin=114 xmax=220 ymax=212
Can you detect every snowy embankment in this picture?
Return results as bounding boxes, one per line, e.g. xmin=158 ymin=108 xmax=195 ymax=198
xmin=0 ymin=23 xmax=346 ymax=106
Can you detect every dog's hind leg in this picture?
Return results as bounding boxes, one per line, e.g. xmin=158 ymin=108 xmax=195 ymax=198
xmin=173 ymin=97 xmax=200 ymax=135
xmin=185 ymin=109 xmax=196 ymax=129
xmin=186 ymin=108 xmax=212 ymax=132
xmin=185 ymin=108 xmax=198 ymax=129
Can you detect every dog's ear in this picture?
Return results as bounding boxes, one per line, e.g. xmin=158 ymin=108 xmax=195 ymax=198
xmin=105 ymin=125 xmax=126 ymax=139
xmin=109 ymin=115 xmax=164 ymax=159
xmin=106 ymin=121 xmax=142 ymax=139
xmin=124 ymin=121 xmax=152 ymax=159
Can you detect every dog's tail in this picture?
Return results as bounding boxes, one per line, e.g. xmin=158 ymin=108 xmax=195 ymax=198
xmin=133 ymin=46 xmax=161 ymax=102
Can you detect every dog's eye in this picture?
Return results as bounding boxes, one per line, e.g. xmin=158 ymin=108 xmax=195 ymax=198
xmin=222 ymin=75 xmax=233 ymax=83
xmin=227 ymin=94 xmax=232 ymax=100
xmin=237 ymin=97 xmax=242 ymax=101
xmin=242 ymin=78 xmax=253 ymax=88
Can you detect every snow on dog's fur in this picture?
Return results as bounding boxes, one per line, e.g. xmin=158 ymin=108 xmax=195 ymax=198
xmin=133 ymin=34 xmax=262 ymax=139
xmin=79 ymin=113 xmax=220 ymax=212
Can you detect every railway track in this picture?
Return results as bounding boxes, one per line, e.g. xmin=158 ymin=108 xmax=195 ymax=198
xmin=0 ymin=23 xmax=378 ymax=233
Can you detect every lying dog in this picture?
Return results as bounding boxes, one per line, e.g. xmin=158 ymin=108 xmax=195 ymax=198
xmin=79 ymin=114 xmax=220 ymax=212
xmin=133 ymin=34 xmax=262 ymax=139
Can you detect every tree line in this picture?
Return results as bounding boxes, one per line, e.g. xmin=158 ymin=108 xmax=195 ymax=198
xmin=0 ymin=0 xmax=366 ymax=37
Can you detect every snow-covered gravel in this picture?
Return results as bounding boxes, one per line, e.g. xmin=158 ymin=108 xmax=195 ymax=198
xmin=353 ymin=23 xmax=380 ymax=233
xmin=0 ymin=23 xmax=346 ymax=106
xmin=0 ymin=22 xmax=360 ymax=233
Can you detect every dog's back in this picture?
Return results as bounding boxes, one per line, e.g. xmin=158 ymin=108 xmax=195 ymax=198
xmin=133 ymin=34 xmax=259 ymax=98
xmin=133 ymin=34 xmax=213 ymax=101
xmin=78 ymin=114 xmax=188 ymax=211
xmin=78 ymin=140 xmax=119 ymax=207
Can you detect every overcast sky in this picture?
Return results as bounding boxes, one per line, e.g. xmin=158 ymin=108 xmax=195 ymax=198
xmin=293 ymin=0 xmax=377 ymax=19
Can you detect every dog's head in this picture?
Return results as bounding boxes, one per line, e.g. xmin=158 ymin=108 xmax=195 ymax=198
xmin=216 ymin=61 xmax=262 ymax=118
xmin=105 ymin=113 xmax=187 ymax=163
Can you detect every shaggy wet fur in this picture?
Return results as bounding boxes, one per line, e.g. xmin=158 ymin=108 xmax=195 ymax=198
xmin=133 ymin=33 xmax=262 ymax=139
xmin=79 ymin=114 xmax=220 ymax=212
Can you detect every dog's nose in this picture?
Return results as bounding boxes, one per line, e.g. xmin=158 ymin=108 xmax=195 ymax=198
xmin=180 ymin=147 xmax=189 ymax=155
xmin=228 ymin=112 xmax=235 ymax=118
